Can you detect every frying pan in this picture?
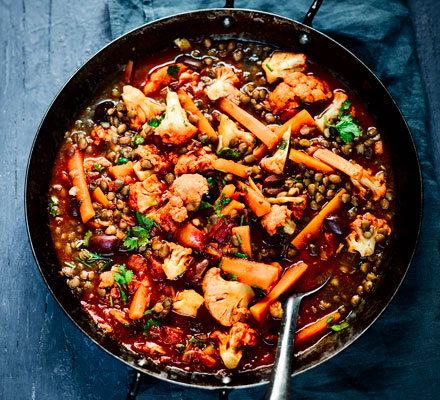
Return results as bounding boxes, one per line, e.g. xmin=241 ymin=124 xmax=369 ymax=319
xmin=25 ymin=0 xmax=423 ymax=396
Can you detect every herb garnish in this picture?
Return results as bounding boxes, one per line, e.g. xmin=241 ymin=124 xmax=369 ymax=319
xmin=144 ymin=318 xmax=161 ymax=331
xmin=147 ymin=114 xmax=165 ymax=128
xmin=76 ymin=230 xmax=92 ymax=248
xmin=75 ymin=250 xmax=112 ymax=269
xmin=207 ymin=176 xmax=217 ymax=188
xmin=123 ymin=213 xmax=158 ymax=251
xmin=113 ymin=264 xmax=133 ymax=304
xmin=116 ymin=157 xmax=130 ymax=165
xmin=48 ymin=195 xmax=59 ymax=217
xmin=235 ymin=232 xmax=243 ymax=244
xmin=266 ymin=64 xmax=273 ymax=72
xmin=93 ymin=163 xmax=105 ymax=172
xmin=330 ymin=100 xmax=362 ymax=143
xmin=225 ymin=273 xmax=238 ymax=281
xmin=233 ymin=252 xmax=249 ymax=259
xmin=167 ymin=65 xmax=180 ymax=79
xmin=133 ymin=135 xmax=145 ymax=146
xmin=327 ymin=317 xmax=349 ymax=332
xmin=278 ymin=138 xmax=288 ymax=150
xmin=216 ymin=147 xmax=240 ymax=161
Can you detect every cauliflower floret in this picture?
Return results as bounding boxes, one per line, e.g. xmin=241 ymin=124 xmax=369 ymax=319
xmin=134 ymin=144 xmax=171 ymax=172
xmin=205 ymin=67 xmax=242 ymax=103
xmin=173 ymin=289 xmax=204 ymax=317
xmin=162 ymin=242 xmax=193 ymax=280
xmin=269 ymin=301 xmax=283 ymax=319
xmin=217 ymin=114 xmax=254 ymax=152
xmin=155 ymin=90 xmax=198 ymax=145
xmin=260 ymin=126 xmax=291 ymax=174
xmin=128 ymin=174 xmax=166 ymax=213
xmin=262 ymin=52 xmax=307 ymax=83
xmin=203 ymin=268 xmax=254 ymax=326
xmin=346 ymin=213 xmax=391 ymax=257
xmin=211 ymin=322 xmax=258 ymax=369
xmin=268 ymin=72 xmax=331 ymax=116
xmin=315 ymin=91 xmax=349 ymax=133
xmin=122 ymin=85 xmax=165 ymax=129
xmin=174 ymin=147 xmax=217 ymax=175
xmin=143 ymin=63 xmax=187 ymax=95
xmin=150 ymin=197 xmax=185 ymax=232
xmin=261 ymin=204 xmax=296 ymax=236
xmin=169 ymin=173 xmax=209 ymax=208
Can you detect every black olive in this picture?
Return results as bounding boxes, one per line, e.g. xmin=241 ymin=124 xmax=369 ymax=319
xmin=263 ymin=174 xmax=287 ymax=188
xmin=202 ymin=186 xmax=220 ymax=204
xmin=174 ymin=55 xmax=203 ymax=70
xmin=185 ymin=258 xmax=210 ymax=286
xmin=88 ymin=234 xmax=120 ymax=255
xmin=324 ymin=214 xmax=349 ymax=236
xmin=94 ymin=100 xmax=115 ymax=123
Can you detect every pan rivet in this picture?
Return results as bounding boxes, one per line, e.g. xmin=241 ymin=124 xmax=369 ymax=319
xmin=222 ymin=16 xmax=235 ymax=29
xmin=222 ymin=376 xmax=232 ymax=384
xmin=299 ymin=32 xmax=311 ymax=45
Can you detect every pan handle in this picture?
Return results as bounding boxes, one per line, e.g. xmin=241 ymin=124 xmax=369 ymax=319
xmin=302 ymin=0 xmax=324 ymax=27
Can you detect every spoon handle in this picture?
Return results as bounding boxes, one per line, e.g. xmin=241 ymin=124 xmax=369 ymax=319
xmin=265 ymin=294 xmax=302 ymax=400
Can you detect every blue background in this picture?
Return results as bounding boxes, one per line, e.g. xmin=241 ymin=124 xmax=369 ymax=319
xmin=1 ymin=0 xmax=439 ymax=398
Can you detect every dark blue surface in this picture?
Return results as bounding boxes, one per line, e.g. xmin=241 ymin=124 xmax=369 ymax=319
xmin=0 ymin=0 xmax=439 ymax=399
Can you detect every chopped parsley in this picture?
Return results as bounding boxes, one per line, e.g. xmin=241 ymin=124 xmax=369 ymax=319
xmin=225 ymin=273 xmax=238 ymax=281
xmin=64 ymin=261 xmax=76 ymax=269
xmin=48 ymin=195 xmax=59 ymax=217
xmin=75 ymin=230 xmax=92 ymax=248
xmin=133 ymin=135 xmax=145 ymax=146
xmin=116 ymin=157 xmax=130 ymax=165
xmin=330 ymin=100 xmax=362 ymax=143
xmin=144 ymin=318 xmax=161 ymax=331
xmin=327 ymin=317 xmax=350 ymax=332
xmin=188 ymin=338 xmax=206 ymax=348
xmin=75 ymin=250 xmax=112 ymax=269
xmin=233 ymin=252 xmax=249 ymax=259
xmin=213 ymin=193 xmax=232 ymax=215
xmin=278 ymin=138 xmax=288 ymax=150
xmin=235 ymin=232 xmax=243 ymax=244
xmin=147 ymin=114 xmax=165 ymax=128
xmin=198 ymin=201 xmax=213 ymax=210
xmin=176 ymin=343 xmax=186 ymax=353
xmin=123 ymin=213 xmax=158 ymax=250
xmin=207 ymin=177 xmax=217 ymax=188
xmin=93 ymin=163 xmax=105 ymax=172
xmin=216 ymin=147 xmax=240 ymax=161
xmin=113 ymin=264 xmax=133 ymax=305
xmin=167 ymin=64 xmax=180 ymax=79
xmin=265 ymin=63 xmax=273 ymax=72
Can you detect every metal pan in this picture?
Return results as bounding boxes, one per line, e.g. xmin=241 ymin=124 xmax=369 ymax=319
xmin=25 ymin=0 xmax=422 ymax=394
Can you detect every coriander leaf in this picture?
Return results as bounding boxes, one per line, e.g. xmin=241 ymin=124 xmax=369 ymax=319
xmin=93 ymin=163 xmax=105 ymax=172
xmin=278 ymin=138 xmax=288 ymax=150
xmin=233 ymin=252 xmax=249 ymax=259
xmin=198 ymin=201 xmax=213 ymax=210
xmin=114 ymin=264 xmax=133 ymax=285
xmin=216 ymin=147 xmax=240 ymax=161
xmin=330 ymin=322 xmax=349 ymax=332
xmin=116 ymin=157 xmax=129 ymax=165
xmin=144 ymin=318 xmax=161 ymax=331
xmin=176 ymin=343 xmax=185 ymax=352
xmin=147 ymin=114 xmax=165 ymax=128
xmin=115 ymin=282 xmax=127 ymax=304
xmin=167 ymin=65 xmax=180 ymax=79
xmin=207 ymin=177 xmax=217 ymax=188
xmin=136 ymin=212 xmax=158 ymax=230
xmin=212 ymin=193 xmax=232 ymax=215
xmin=133 ymin=135 xmax=145 ymax=146
xmin=76 ymin=230 xmax=92 ymax=248
xmin=225 ymin=273 xmax=238 ymax=281
xmin=48 ymin=195 xmax=59 ymax=217
xmin=330 ymin=100 xmax=362 ymax=143
xmin=123 ymin=236 xmax=138 ymax=251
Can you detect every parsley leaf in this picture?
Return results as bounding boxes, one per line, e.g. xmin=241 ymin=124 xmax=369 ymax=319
xmin=113 ymin=264 xmax=133 ymax=285
xmin=48 ymin=195 xmax=59 ymax=217
xmin=217 ymin=147 xmax=240 ymax=161
xmin=93 ymin=163 xmax=105 ymax=172
xmin=176 ymin=343 xmax=186 ymax=352
xmin=133 ymin=135 xmax=145 ymax=146
xmin=147 ymin=114 xmax=165 ymax=128
xmin=278 ymin=138 xmax=288 ymax=150
xmin=123 ymin=213 xmax=158 ymax=250
xmin=330 ymin=100 xmax=362 ymax=143
xmin=144 ymin=318 xmax=161 ymax=331
xmin=212 ymin=193 xmax=232 ymax=215
xmin=116 ymin=157 xmax=130 ymax=165
xmin=136 ymin=212 xmax=158 ymax=230
xmin=76 ymin=230 xmax=93 ymax=248
xmin=327 ymin=317 xmax=350 ymax=332
xmin=167 ymin=65 xmax=180 ymax=79
xmin=198 ymin=201 xmax=213 ymax=210
xmin=233 ymin=252 xmax=249 ymax=259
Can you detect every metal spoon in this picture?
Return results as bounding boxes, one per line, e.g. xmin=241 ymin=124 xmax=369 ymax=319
xmin=265 ymin=276 xmax=332 ymax=400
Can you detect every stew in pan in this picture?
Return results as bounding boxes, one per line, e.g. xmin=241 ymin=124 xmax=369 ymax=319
xmin=47 ymin=37 xmax=394 ymax=373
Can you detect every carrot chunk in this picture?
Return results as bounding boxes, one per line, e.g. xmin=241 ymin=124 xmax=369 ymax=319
xmin=218 ymin=98 xmax=279 ymax=149
xmin=66 ymin=147 xmax=95 ymax=223
xmin=232 ymin=225 xmax=252 ymax=260
xmin=250 ymin=261 xmax=308 ymax=323
xmin=275 ymin=109 xmax=316 ymax=138
xmin=291 ymin=189 xmax=346 ymax=250
xmin=221 ymin=200 xmax=246 ymax=216
xmin=237 ymin=181 xmax=271 ymax=217
xmin=221 ymin=257 xmax=281 ymax=291
xmin=215 ymin=184 xmax=236 ymax=204
xmin=295 ymin=311 xmax=341 ymax=346
xmin=178 ymin=89 xmax=217 ymax=140
xmin=129 ymin=285 xmax=150 ymax=320
xmin=92 ymin=187 xmax=110 ymax=208
xmin=289 ymin=148 xmax=335 ymax=173
xmin=108 ymin=161 xmax=134 ymax=179
xmin=213 ymin=158 xmax=249 ymax=179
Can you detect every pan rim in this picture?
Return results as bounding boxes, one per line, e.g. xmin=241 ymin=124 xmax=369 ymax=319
xmin=24 ymin=7 xmax=423 ymax=390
